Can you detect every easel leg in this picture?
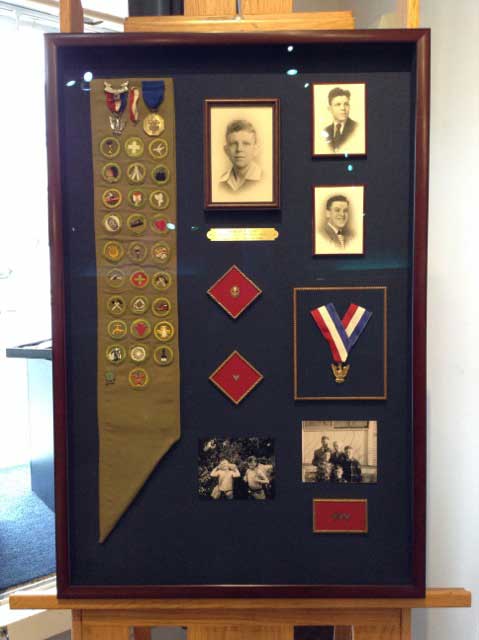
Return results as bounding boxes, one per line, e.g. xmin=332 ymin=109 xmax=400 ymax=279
xmin=401 ymin=609 xmax=412 ymax=640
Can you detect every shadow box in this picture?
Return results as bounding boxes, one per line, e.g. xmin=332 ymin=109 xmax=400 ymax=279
xmin=46 ymin=29 xmax=429 ymax=598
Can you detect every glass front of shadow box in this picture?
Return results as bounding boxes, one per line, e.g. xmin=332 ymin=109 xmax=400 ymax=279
xmin=55 ymin=37 xmax=420 ymax=592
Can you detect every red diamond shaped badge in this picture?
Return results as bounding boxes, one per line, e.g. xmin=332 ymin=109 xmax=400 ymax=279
xmin=207 ymin=265 xmax=262 ymax=319
xmin=209 ymin=351 xmax=263 ymax=404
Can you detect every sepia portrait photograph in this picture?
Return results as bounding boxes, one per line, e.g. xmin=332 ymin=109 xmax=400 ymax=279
xmin=313 ymin=185 xmax=364 ymax=255
xmin=204 ymin=98 xmax=280 ymax=209
xmin=312 ymin=82 xmax=366 ymax=157
xmin=198 ymin=437 xmax=275 ymax=500
xmin=302 ymin=420 xmax=378 ymax=484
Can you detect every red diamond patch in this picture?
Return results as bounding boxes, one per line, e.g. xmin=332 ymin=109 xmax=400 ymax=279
xmin=207 ymin=265 xmax=261 ymax=319
xmin=209 ymin=351 xmax=263 ymax=404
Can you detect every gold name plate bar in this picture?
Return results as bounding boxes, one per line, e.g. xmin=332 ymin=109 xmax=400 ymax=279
xmin=207 ymin=228 xmax=279 ymax=242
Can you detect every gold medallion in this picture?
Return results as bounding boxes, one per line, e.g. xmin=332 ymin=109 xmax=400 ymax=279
xmin=143 ymin=112 xmax=165 ymax=137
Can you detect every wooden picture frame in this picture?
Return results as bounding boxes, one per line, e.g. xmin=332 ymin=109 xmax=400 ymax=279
xmin=46 ymin=29 xmax=429 ymax=599
xmin=204 ymin=98 xmax=280 ymax=210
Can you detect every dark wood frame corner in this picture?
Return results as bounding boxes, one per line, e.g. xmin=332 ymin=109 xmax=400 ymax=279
xmin=45 ymin=28 xmax=430 ymax=599
xmin=203 ymin=97 xmax=281 ymax=210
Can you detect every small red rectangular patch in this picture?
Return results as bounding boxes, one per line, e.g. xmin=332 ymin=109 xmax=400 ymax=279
xmin=313 ymin=499 xmax=368 ymax=533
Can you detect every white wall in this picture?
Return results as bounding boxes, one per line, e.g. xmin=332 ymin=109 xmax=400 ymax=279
xmin=412 ymin=1 xmax=479 ymax=639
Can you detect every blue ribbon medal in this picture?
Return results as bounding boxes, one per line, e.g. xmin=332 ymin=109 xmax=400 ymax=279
xmin=142 ymin=80 xmax=166 ymax=137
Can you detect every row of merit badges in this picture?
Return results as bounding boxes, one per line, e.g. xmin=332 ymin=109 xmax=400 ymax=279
xmin=93 ymin=78 xmax=178 ymax=390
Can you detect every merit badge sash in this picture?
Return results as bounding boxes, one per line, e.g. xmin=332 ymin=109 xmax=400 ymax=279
xmin=311 ymin=303 xmax=372 ymax=383
xmin=90 ymin=77 xmax=179 ymax=542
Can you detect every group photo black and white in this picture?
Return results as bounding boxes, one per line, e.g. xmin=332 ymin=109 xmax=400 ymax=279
xmin=302 ymin=420 xmax=377 ymax=483
xmin=198 ymin=437 xmax=275 ymax=500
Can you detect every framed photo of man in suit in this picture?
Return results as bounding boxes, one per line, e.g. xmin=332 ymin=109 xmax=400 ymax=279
xmin=313 ymin=185 xmax=365 ymax=255
xmin=312 ymin=83 xmax=366 ymax=157
xmin=204 ymin=98 xmax=280 ymax=210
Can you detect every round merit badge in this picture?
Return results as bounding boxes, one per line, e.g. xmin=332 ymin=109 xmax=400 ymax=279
xmin=148 ymin=138 xmax=168 ymax=159
xmin=130 ymin=270 xmax=149 ymax=289
xmin=102 ymin=163 xmax=121 ymax=183
xmin=103 ymin=213 xmax=122 ymax=234
xmin=103 ymin=241 xmax=124 ymax=263
xmin=126 ymin=162 xmax=146 ymax=184
xmin=127 ymin=213 xmax=147 ymax=235
xmin=106 ymin=295 xmax=126 ymax=316
xmin=151 ymin=297 xmax=171 ymax=317
xmin=128 ymin=189 xmax=146 ymax=209
xmin=124 ymin=136 xmax=144 ymax=158
xmin=100 ymin=137 xmax=120 ymax=159
xmin=128 ymin=367 xmax=149 ymax=389
xmin=106 ymin=268 xmax=126 ymax=289
xmin=127 ymin=241 xmax=148 ymax=263
xmin=102 ymin=188 xmax=122 ymax=209
xmin=130 ymin=318 xmax=152 ymax=340
xmin=151 ymin=242 xmax=170 ymax=265
xmin=151 ymin=215 xmax=170 ymax=235
xmin=130 ymin=295 xmax=149 ymax=314
xmin=151 ymin=271 xmax=172 ymax=290
xmin=107 ymin=319 xmax=128 ymax=340
xmin=130 ymin=345 xmax=148 ymax=363
xmin=151 ymin=164 xmax=170 ymax=185
xmin=106 ymin=344 xmax=126 ymax=365
xmin=153 ymin=321 xmax=174 ymax=342
xmin=149 ymin=189 xmax=169 ymax=210
xmin=153 ymin=345 xmax=174 ymax=366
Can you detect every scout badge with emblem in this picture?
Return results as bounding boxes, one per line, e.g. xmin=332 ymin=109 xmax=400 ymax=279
xmin=104 ymin=80 xmax=129 ymax=135
xmin=142 ymin=80 xmax=165 ymax=136
xmin=310 ymin=303 xmax=372 ymax=383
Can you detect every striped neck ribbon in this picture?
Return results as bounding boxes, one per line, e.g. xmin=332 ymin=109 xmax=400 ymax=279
xmin=310 ymin=303 xmax=372 ymax=364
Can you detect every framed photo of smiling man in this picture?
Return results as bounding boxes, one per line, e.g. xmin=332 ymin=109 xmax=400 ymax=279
xmin=312 ymin=83 xmax=366 ymax=157
xmin=313 ymin=185 xmax=365 ymax=255
xmin=204 ymin=98 xmax=280 ymax=210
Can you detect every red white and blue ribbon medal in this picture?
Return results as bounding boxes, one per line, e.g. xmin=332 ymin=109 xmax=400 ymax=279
xmin=310 ymin=303 xmax=372 ymax=383
xmin=104 ymin=80 xmax=129 ymax=135
xmin=142 ymin=80 xmax=165 ymax=136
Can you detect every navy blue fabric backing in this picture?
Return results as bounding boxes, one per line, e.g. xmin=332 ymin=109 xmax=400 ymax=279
xmin=58 ymin=42 xmax=415 ymax=586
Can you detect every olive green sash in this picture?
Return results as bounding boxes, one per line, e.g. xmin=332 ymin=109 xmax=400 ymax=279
xmin=90 ymin=78 xmax=180 ymax=542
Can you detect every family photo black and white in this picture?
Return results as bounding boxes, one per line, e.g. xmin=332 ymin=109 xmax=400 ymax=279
xmin=302 ymin=420 xmax=377 ymax=483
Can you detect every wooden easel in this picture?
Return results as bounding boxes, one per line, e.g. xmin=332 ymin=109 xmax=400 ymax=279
xmin=9 ymin=588 xmax=472 ymax=640
xmin=11 ymin=1 xmax=470 ymax=639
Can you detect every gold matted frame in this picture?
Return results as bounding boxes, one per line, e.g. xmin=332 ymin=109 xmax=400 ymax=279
xmin=293 ymin=286 xmax=388 ymax=401
xmin=313 ymin=499 xmax=369 ymax=534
